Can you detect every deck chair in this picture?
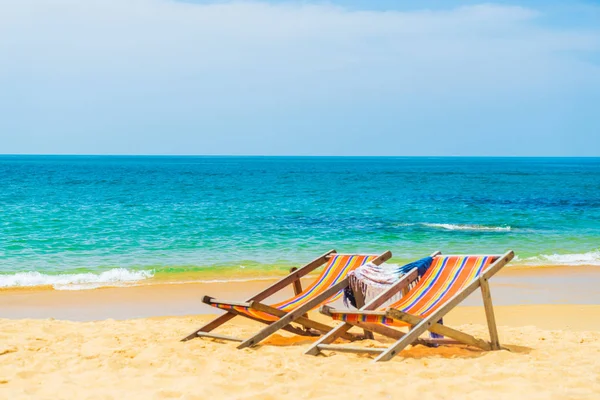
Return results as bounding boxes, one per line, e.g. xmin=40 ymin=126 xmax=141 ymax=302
xmin=305 ymin=250 xmax=514 ymax=362
xmin=181 ymin=249 xmax=392 ymax=349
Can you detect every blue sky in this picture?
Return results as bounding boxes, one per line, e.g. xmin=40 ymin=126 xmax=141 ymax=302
xmin=1 ymin=0 xmax=599 ymax=156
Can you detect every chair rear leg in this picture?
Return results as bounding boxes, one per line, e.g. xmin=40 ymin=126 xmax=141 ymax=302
xmin=305 ymin=322 xmax=354 ymax=355
xmin=181 ymin=312 xmax=236 ymax=342
xmin=480 ymin=277 xmax=501 ymax=350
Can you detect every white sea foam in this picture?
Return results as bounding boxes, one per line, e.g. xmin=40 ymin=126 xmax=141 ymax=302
xmin=421 ymin=223 xmax=511 ymax=232
xmin=516 ymin=251 xmax=600 ymax=266
xmin=4 ymin=250 xmax=597 ymax=292
xmin=0 ymin=268 xmax=154 ymax=290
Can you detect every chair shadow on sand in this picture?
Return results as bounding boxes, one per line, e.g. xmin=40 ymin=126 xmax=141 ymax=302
xmin=261 ymin=333 xmax=533 ymax=359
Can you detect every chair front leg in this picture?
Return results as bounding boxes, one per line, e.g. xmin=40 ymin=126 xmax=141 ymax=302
xmin=237 ymin=278 xmax=350 ymax=349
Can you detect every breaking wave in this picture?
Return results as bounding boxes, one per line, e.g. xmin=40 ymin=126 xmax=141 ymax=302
xmin=516 ymin=251 xmax=600 ymax=266
xmin=0 ymin=268 xmax=154 ymax=290
xmin=421 ymin=223 xmax=511 ymax=232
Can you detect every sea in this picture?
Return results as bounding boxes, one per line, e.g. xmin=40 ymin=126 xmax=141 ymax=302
xmin=1 ymin=156 xmax=599 ymax=290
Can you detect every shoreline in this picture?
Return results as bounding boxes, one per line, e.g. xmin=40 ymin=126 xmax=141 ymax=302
xmin=2 ymin=265 xmax=600 ymax=321
xmin=2 ymin=263 xmax=600 ymax=293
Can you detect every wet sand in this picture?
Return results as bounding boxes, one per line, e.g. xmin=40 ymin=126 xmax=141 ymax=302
xmin=2 ymin=265 xmax=600 ymax=321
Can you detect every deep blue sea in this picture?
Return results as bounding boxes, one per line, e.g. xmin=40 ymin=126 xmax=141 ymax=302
xmin=1 ymin=156 xmax=599 ymax=289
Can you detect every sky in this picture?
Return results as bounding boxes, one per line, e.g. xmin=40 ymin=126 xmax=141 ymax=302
xmin=1 ymin=0 xmax=599 ymax=156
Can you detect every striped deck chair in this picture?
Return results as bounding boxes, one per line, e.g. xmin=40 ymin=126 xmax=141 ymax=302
xmin=306 ymin=250 xmax=514 ymax=362
xmin=181 ymin=249 xmax=392 ymax=349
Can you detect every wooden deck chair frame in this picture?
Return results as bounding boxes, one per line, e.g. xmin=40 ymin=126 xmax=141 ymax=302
xmin=181 ymin=249 xmax=392 ymax=349
xmin=305 ymin=250 xmax=514 ymax=362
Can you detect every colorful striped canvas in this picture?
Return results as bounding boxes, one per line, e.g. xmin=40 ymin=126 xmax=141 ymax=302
xmin=333 ymin=255 xmax=494 ymax=326
xmin=213 ymin=254 xmax=377 ymax=322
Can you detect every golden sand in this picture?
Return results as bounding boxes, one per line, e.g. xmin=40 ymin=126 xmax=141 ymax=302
xmin=1 ymin=305 xmax=600 ymax=399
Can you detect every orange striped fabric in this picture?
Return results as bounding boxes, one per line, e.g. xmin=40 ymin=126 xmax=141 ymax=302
xmin=332 ymin=255 xmax=494 ymax=326
xmin=213 ymin=254 xmax=377 ymax=322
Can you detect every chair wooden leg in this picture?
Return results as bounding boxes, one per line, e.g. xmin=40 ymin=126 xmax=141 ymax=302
xmin=181 ymin=312 xmax=236 ymax=342
xmin=249 ymin=301 xmax=354 ymax=340
xmin=238 ymin=278 xmax=351 ymax=349
xmin=480 ymin=277 xmax=501 ymax=350
xmin=352 ymin=286 xmax=374 ymax=340
xmin=386 ymin=309 xmax=491 ymax=351
xmin=374 ymin=315 xmax=439 ymax=362
xmin=305 ymin=322 xmax=354 ymax=355
xmin=347 ymin=321 xmax=405 ymax=340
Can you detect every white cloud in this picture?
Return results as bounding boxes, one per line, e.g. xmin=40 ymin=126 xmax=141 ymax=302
xmin=2 ymin=1 xmax=596 ymax=83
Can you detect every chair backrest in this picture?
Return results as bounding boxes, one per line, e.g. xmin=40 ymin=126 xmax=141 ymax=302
xmin=389 ymin=255 xmax=497 ymax=317
xmin=273 ymin=254 xmax=378 ymax=312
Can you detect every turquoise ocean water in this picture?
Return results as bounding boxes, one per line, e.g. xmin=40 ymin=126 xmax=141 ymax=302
xmin=1 ymin=156 xmax=599 ymax=290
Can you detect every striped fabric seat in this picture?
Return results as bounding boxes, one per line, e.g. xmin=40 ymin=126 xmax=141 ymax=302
xmin=212 ymin=254 xmax=376 ymax=322
xmin=332 ymin=255 xmax=494 ymax=326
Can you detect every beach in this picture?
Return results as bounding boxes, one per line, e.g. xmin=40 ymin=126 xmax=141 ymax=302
xmin=2 ymin=266 xmax=600 ymax=399
xmin=1 ymin=305 xmax=599 ymax=399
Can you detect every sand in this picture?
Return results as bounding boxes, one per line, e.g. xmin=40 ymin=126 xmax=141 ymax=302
xmin=1 ymin=305 xmax=600 ymax=399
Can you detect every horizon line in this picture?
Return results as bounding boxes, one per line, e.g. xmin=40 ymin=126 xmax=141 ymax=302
xmin=1 ymin=154 xmax=599 ymax=158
